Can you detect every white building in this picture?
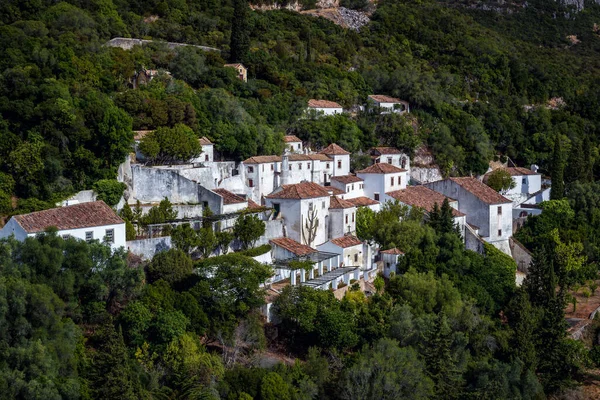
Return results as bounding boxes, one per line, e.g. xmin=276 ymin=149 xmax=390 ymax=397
xmin=318 ymin=235 xmax=364 ymax=269
xmin=0 ymin=201 xmax=126 ymax=251
xmin=211 ymin=188 xmax=249 ymax=214
xmin=484 ymin=166 xmax=542 ymax=206
xmin=328 ymin=196 xmax=357 ymax=239
xmin=194 ymin=137 xmax=214 ymax=163
xmin=347 ymin=196 xmax=381 ymax=212
xmin=368 ymin=95 xmax=410 ymax=114
xmin=265 ymin=182 xmax=331 ymax=247
xmin=357 ymin=163 xmax=408 ymax=202
xmin=330 ymin=175 xmax=364 ymax=199
xmin=426 ymin=177 xmax=513 ymax=253
xmin=307 ymin=99 xmax=343 ymax=116
xmin=319 ymin=143 xmax=351 ymax=181
xmin=380 ymin=248 xmax=404 ymax=278
xmin=370 ymin=147 xmax=410 ymax=171
xmin=385 ymin=185 xmax=467 ymax=238
xmin=284 ymin=135 xmax=303 ymax=153
xmin=223 ymin=63 xmax=247 ymax=82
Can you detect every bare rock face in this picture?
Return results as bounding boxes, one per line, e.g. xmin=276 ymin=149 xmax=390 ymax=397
xmin=316 ymin=0 xmax=340 ymax=8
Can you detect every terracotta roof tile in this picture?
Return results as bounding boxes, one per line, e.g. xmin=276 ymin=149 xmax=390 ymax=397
xmin=380 ymin=248 xmax=404 ymax=255
xmin=284 ymin=135 xmax=302 ymax=143
xmin=386 ymin=186 xmax=465 ymax=217
xmin=270 ymin=237 xmax=317 ymax=256
xmin=347 ymin=196 xmax=380 ymax=207
xmin=371 ymin=146 xmax=403 ymax=155
xmin=357 ymin=163 xmax=406 ymax=174
xmin=330 ymin=235 xmax=362 ymax=248
xmin=319 ymin=143 xmax=350 ymax=155
xmin=329 ymin=196 xmax=355 ymax=209
xmin=13 ymin=201 xmax=123 ymax=233
xmin=328 ymin=187 xmax=345 ymax=196
xmin=266 ymin=182 xmax=331 ymax=200
xmin=308 ymin=99 xmax=342 ymax=109
xmin=368 ymin=95 xmax=408 ymax=104
xmin=493 ymin=167 xmax=539 ymax=176
xmin=212 ymin=188 xmax=246 ymax=204
xmin=242 ymin=155 xmax=281 ymax=164
xmin=199 ymin=136 xmax=213 ymax=145
xmin=224 ymin=63 xmax=245 ymax=68
xmin=449 ymin=177 xmax=512 ymax=204
xmin=289 ymin=154 xmax=331 ymax=161
xmin=331 ymin=175 xmax=363 ymax=184
xmin=247 ymin=199 xmax=263 ymax=210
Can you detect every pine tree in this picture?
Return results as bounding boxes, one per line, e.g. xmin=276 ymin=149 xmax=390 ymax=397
xmin=550 ymin=135 xmax=565 ymax=200
xmin=229 ymin=0 xmax=250 ymax=63
xmin=565 ymin=138 xmax=584 ymax=184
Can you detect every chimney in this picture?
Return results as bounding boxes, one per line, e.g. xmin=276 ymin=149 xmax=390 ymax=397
xmin=281 ymin=149 xmax=290 ymax=186
xmin=530 ymin=164 xmax=539 ymax=173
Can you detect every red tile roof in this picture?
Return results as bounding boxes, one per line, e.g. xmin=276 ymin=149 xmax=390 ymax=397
xmin=242 ymin=155 xmax=281 ymax=164
xmin=212 ymin=188 xmax=246 ymax=204
xmin=247 ymin=199 xmax=263 ymax=210
xmin=449 ymin=177 xmax=512 ymax=204
xmin=329 ymin=196 xmax=355 ymax=209
xmin=327 ymin=187 xmax=345 ymax=196
xmin=13 ymin=201 xmax=123 ymax=233
xmin=266 ymin=182 xmax=331 ymax=199
xmin=368 ymin=95 xmax=407 ymax=104
xmin=319 ymin=143 xmax=350 ymax=155
xmin=331 ymin=174 xmax=363 ymax=184
xmin=289 ymin=154 xmax=331 ymax=161
xmin=284 ymin=135 xmax=302 ymax=143
xmin=199 ymin=136 xmax=213 ymax=145
xmin=224 ymin=63 xmax=245 ymax=69
xmin=380 ymin=248 xmax=404 ymax=255
xmin=330 ymin=235 xmax=362 ymax=248
xmin=357 ymin=163 xmax=406 ymax=174
xmin=308 ymin=99 xmax=342 ymax=109
xmin=494 ymin=167 xmax=539 ymax=176
xmin=386 ymin=186 xmax=465 ymax=217
xmin=371 ymin=146 xmax=403 ymax=155
xmin=347 ymin=197 xmax=380 ymax=207
xmin=270 ymin=237 xmax=317 ymax=256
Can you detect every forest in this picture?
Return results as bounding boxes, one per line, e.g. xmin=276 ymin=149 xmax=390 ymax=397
xmin=2 ymin=0 xmax=600 ymax=398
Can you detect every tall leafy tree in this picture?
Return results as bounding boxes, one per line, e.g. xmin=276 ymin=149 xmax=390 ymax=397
xmin=550 ymin=135 xmax=565 ymax=200
xmin=229 ymin=0 xmax=250 ymax=63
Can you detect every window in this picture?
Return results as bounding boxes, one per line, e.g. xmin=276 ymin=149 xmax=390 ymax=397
xmin=307 ymin=162 xmax=310 ymax=169
xmin=105 ymin=229 xmax=114 ymax=244
xmin=337 ymin=160 xmax=342 ymax=169
xmin=390 ymin=177 xmax=394 ymax=186
xmin=271 ymin=164 xmax=274 ymax=171
xmin=387 ymin=157 xmax=392 ymax=164
xmin=522 ymin=177 xmax=527 ymax=184
xmin=352 ymin=213 xmax=355 ymax=222
xmin=498 ymin=229 xmax=502 ymax=237
xmin=299 ymin=163 xmax=302 ymax=170
xmin=360 ymin=184 xmax=364 ymax=189
xmin=345 ymin=215 xmax=349 ymax=224
xmin=354 ymin=254 xmax=358 ymax=262
xmin=351 ymin=184 xmax=354 ymax=190
xmin=298 ymin=144 xmax=301 ymax=149
xmin=248 ymin=179 xmax=254 ymax=187
xmin=262 ymin=165 xmax=264 ymax=172
xmin=309 ymin=202 xmax=313 ymax=210
xmin=322 ymin=201 xmax=326 ymax=209
xmin=289 ymin=165 xmax=292 ymax=171
xmin=62 ymin=234 xmax=70 ymax=240
xmin=401 ymin=158 xmax=406 ymax=169
xmin=497 ymin=206 xmax=502 ymax=215
xmin=205 ymin=154 xmax=209 ymax=161
xmin=374 ymin=193 xmax=380 ymax=201
xmin=326 ymin=163 xmax=330 ymax=169
xmin=247 ymin=166 xmax=254 ymax=173
xmin=346 ymin=186 xmax=350 ymax=193
xmin=85 ymin=231 xmax=93 ymax=242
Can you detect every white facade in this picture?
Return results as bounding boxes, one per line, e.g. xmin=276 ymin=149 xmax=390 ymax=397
xmin=308 ymin=106 xmax=343 ymax=116
xmin=381 ymin=250 xmax=403 ymax=278
xmin=265 ymin=196 xmax=330 ymax=247
xmin=328 ymin=207 xmax=357 ymax=239
xmin=504 ymin=173 xmax=542 ymax=205
xmin=317 ymin=240 xmax=364 ymax=269
xmin=0 ymin=218 xmax=126 ymax=251
xmin=426 ymin=178 xmax=513 ymax=250
xmin=330 ymin=179 xmax=364 ymax=199
xmin=359 ymin=171 xmax=407 ymax=202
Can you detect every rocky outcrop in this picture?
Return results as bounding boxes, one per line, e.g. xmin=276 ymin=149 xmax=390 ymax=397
xmin=301 ymin=7 xmax=370 ymax=31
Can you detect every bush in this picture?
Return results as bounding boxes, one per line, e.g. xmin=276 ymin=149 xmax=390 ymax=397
xmin=94 ymin=179 xmax=126 ymax=207
xmin=237 ymin=244 xmax=271 ymax=257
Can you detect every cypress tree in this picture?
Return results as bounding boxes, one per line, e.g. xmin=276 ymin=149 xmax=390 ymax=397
xmin=439 ymin=198 xmax=456 ymax=234
xmin=550 ymin=135 xmax=565 ymax=200
xmin=429 ymin=202 xmax=441 ymax=232
xmin=229 ymin=0 xmax=250 ymax=63
xmin=565 ymin=138 xmax=584 ymax=184
xmin=583 ymin=136 xmax=594 ymax=182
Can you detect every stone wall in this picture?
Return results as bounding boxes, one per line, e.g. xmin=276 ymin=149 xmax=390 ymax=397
xmin=410 ymin=166 xmax=442 ymax=184
xmin=465 ymin=224 xmax=485 ymax=254
xmin=127 ymin=236 xmax=172 ymax=260
xmin=105 ymin=37 xmax=219 ymax=53
xmin=131 ymin=165 xmax=200 ymax=204
xmin=509 ymin=237 xmax=532 ymax=273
